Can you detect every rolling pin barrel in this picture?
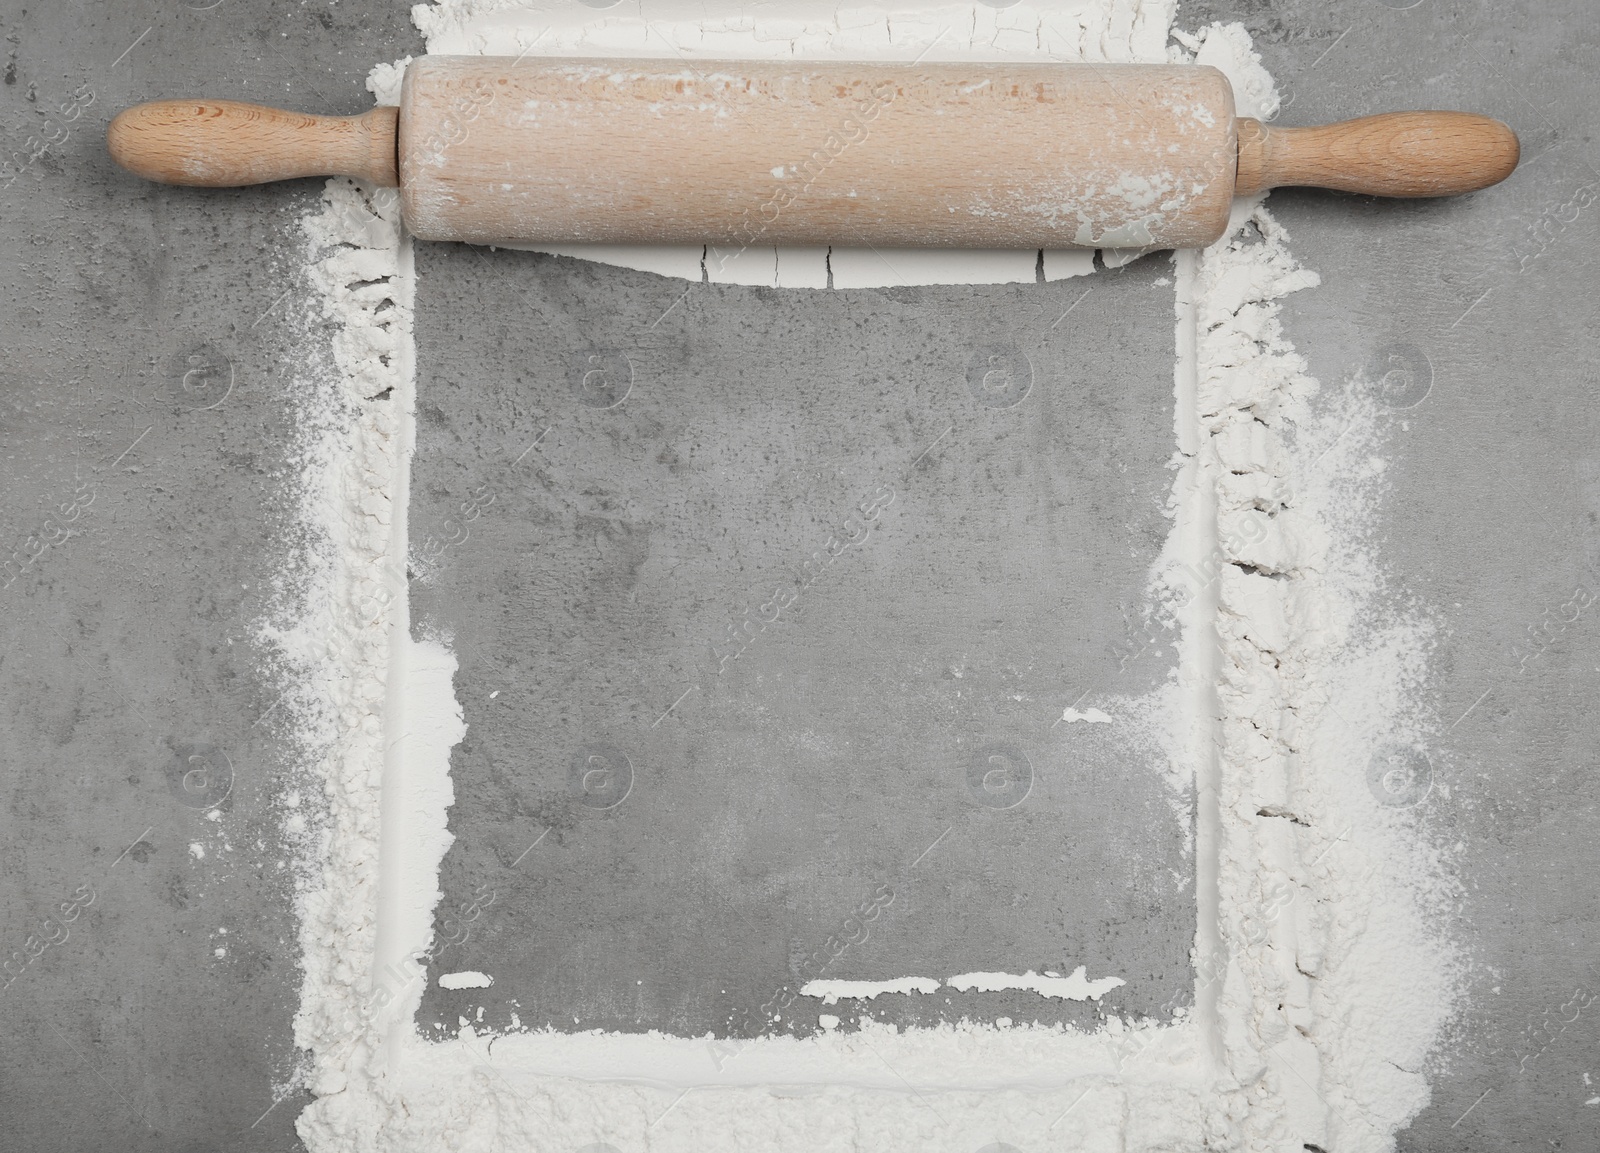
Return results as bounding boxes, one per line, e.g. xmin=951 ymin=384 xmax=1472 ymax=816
xmin=105 ymin=58 xmax=1520 ymax=252
xmin=398 ymin=58 xmax=1239 ymax=250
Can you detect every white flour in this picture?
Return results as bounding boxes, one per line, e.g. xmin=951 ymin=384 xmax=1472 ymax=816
xmin=440 ymin=971 xmax=496 ymax=990
xmin=800 ymin=976 xmax=941 ymax=1003
xmin=799 ymin=968 xmax=1125 ymax=1004
xmin=946 ymin=968 xmax=1128 ymax=1000
xmin=261 ymin=3 xmax=1463 ymax=1150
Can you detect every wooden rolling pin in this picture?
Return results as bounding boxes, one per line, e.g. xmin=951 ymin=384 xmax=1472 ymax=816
xmin=107 ymin=57 xmax=1518 ymax=250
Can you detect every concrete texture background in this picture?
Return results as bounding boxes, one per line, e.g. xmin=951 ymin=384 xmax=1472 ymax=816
xmin=0 ymin=4 xmax=420 ymax=1151
xmin=407 ymin=251 xmax=1190 ymax=1040
xmin=1 ymin=0 xmax=1594 ymax=1150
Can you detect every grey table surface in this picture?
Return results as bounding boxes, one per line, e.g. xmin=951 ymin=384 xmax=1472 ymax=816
xmin=407 ymin=248 xmax=1191 ymax=1043
xmin=1 ymin=2 xmax=1594 ymax=1150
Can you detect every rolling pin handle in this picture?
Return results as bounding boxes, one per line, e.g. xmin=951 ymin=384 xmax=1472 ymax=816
xmin=1235 ymin=111 xmax=1519 ymax=199
xmin=107 ymin=100 xmax=399 ymax=188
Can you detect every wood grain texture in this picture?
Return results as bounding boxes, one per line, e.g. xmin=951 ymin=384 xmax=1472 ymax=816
xmin=397 ymin=57 xmax=1238 ymax=250
xmin=1234 ymin=111 xmax=1519 ymax=198
xmin=104 ymin=68 xmax=1521 ymax=247
xmin=107 ymin=100 xmax=398 ymax=188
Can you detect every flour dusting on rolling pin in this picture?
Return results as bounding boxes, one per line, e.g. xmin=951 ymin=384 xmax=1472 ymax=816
xmin=105 ymin=58 xmax=1518 ymax=250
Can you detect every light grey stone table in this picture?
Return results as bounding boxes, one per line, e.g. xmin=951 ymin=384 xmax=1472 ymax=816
xmin=1 ymin=2 xmax=1592 ymax=1149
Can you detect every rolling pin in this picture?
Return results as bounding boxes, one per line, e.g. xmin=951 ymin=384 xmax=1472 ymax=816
xmin=107 ymin=57 xmax=1519 ymax=250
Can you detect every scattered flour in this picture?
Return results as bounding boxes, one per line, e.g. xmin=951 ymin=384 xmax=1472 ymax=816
xmin=801 ymin=969 xmax=1124 ymax=1003
xmin=253 ymin=4 xmax=1467 ymax=1151
xmin=947 ymin=967 xmax=1127 ymax=1001
xmin=438 ymin=971 xmax=495 ymax=990
xmin=1058 ymin=706 xmax=1115 ymax=724
xmin=799 ymin=977 xmax=940 ymax=1004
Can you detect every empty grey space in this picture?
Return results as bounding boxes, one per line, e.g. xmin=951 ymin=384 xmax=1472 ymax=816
xmin=0 ymin=3 xmax=419 ymax=1152
xmin=0 ymin=0 xmax=1591 ymax=1151
xmin=408 ymin=250 xmax=1189 ymax=1040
